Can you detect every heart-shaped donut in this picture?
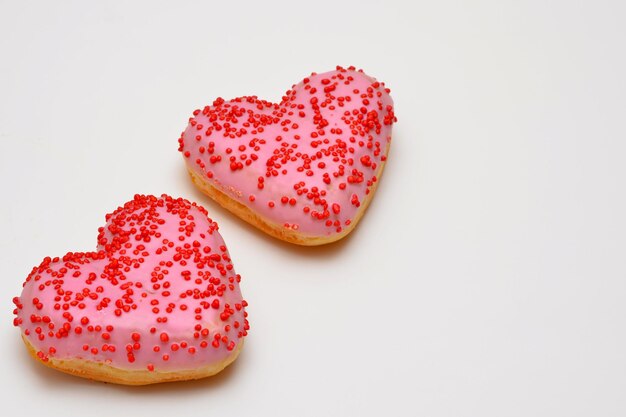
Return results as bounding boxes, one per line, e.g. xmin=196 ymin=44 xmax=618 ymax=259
xmin=178 ymin=66 xmax=396 ymax=245
xmin=12 ymin=194 xmax=249 ymax=385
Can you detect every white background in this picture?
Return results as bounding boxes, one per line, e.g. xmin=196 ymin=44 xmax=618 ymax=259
xmin=1 ymin=1 xmax=625 ymax=416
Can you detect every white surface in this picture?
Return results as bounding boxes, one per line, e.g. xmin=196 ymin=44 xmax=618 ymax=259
xmin=1 ymin=1 xmax=625 ymax=415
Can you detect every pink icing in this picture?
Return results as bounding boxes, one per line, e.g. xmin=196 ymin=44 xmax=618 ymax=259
xmin=178 ymin=66 xmax=396 ymax=238
xmin=12 ymin=194 xmax=249 ymax=372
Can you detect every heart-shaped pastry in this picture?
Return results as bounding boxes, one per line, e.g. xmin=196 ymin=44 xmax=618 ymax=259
xmin=12 ymin=195 xmax=249 ymax=385
xmin=178 ymin=66 xmax=396 ymax=245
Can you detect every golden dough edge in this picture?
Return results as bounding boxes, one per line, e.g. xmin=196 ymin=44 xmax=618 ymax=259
xmin=22 ymin=334 xmax=243 ymax=386
xmin=187 ymin=151 xmax=388 ymax=246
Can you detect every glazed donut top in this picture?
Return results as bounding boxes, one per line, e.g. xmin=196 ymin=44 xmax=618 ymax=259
xmin=12 ymin=194 xmax=249 ymax=372
xmin=179 ymin=65 xmax=396 ymax=237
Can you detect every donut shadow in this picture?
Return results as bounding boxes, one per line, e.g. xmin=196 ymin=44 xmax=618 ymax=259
xmin=175 ymin=164 xmax=389 ymax=261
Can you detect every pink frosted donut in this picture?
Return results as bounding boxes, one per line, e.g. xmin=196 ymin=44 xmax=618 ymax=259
xmin=178 ymin=66 xmax=397 ymax=245
xmin=12 ymin=194 xmax=249 ymax=385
